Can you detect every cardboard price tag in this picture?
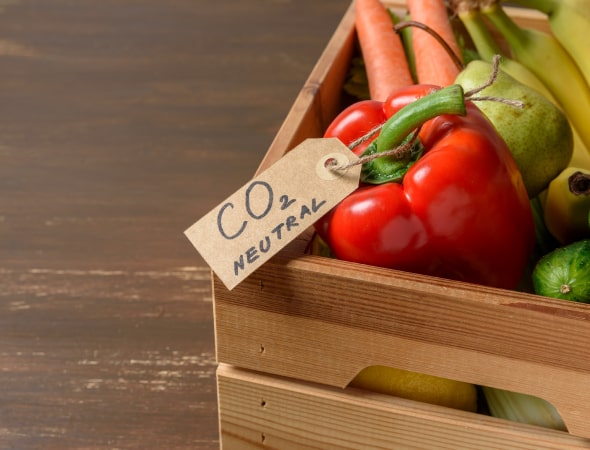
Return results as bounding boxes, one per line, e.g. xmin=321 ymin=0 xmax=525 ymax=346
xmin=184 ymin=138 xmax=361 ymax=290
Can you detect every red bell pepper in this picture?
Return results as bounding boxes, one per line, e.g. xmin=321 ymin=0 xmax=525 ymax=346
xmin=316 ymin=84 xmax=534 ymax=290
xmin=324 ymin=99 xmax=387 ymax=156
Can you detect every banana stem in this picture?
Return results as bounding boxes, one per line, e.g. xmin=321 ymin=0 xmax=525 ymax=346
xmin=480 ymin=2 xmax=530 ymax=46
xmin=454 ymin=2 xmax=556 ymax=100
xmin=500 ymin=0 xmax=555 ymax=14
xmin=457 ymin=7 xmax=505 ymax=61
xmin=478 ymin=0 xmax=498 ymax=9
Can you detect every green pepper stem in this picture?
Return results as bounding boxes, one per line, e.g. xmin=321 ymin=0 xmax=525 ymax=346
xmin=369 ymin=84 xmax=467 ymax=180
xmin=376 ymin=84 xmax=467 ymax=154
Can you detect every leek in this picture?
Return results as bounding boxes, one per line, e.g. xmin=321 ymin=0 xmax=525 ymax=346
xmin=482 ymin=386 xmax=567 ymax=431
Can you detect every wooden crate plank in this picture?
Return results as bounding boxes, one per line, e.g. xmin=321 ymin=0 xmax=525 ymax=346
xmin=217 ymin=364 xmax=590 ymax=449
xmin=213 ymin=254 xmax=590 ymax=438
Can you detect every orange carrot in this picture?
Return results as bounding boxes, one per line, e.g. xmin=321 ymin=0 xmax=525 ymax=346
xmin=355 ymin=0 xmax=414 ymax=102
xmin=407 ymin=0 xmax=463 ymax=86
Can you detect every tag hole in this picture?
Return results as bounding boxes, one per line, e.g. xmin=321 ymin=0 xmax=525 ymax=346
xmin=316 ymin=152 xmax=350 ymax=180
xmin=259 ymin=344 xmax=265 ymax=354
xmin=260 ymin=399 xmax=267 ymax=408
xmin=324 ymin=157 xmax=337 ymax=168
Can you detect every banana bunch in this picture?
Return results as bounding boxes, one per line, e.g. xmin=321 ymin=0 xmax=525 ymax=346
xmin=451 ymin=0 xmax=590 ymax=170
xmin=504 ymin=0 xmax=590 ymax=88
xmin=461 ymin=0 xmax=590 ymax=245
xmin=483 ymin=0 xmax=590 ymax=165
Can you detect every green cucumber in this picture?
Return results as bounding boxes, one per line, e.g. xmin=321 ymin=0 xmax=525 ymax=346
xmin=532 ymin=239 xmax=590 ymax=303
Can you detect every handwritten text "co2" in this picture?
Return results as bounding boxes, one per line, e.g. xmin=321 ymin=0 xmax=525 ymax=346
xmin=215 ymin=180 xmax=326 ymax=276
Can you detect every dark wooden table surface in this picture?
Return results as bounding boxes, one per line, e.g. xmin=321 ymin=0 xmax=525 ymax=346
xmin=0 ymin=0 xmax=351 ymax=448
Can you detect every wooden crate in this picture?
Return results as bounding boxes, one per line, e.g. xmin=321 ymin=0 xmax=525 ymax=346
xmin=212 ymin=1 xmax=590 ymax=448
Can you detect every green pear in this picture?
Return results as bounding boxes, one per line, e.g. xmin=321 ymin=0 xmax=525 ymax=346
xmin=456 ymin=60 xmax=573 ymax=198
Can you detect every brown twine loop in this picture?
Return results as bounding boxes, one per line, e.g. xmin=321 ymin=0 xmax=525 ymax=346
xmin=348 ymin=123 xmax=384 ymax=150
xmin=328 ymin=128 xmax=421 ymax=171
xmin=464 ymin=54 xmax=525 ymax=109
xmin=328 ymin=55 xmax=524 ymax=173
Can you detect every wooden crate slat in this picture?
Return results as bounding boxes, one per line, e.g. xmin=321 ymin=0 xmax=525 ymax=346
xmin=217 ymin=364 xmax=590 ymax=449
xmin=213 ymin=255 xmax=590 ymax=438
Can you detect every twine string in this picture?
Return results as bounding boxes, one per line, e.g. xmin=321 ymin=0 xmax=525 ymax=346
xmin=328 ymin=54 xmax=524 ymax=173
xmin=327 ymin=128 xmax=421 ymax=171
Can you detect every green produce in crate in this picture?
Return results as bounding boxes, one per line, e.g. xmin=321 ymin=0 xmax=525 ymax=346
xmin=532 ymin=239 xmax=590 ymax=302
xmin=455 ymin=59 xmax=573 ymax=198
xmin=482 ymin=386 xmax=566 ymax=431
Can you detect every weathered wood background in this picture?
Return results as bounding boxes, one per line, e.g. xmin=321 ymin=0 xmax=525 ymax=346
xmin=0 ymin=0 xmax=350 ymax=447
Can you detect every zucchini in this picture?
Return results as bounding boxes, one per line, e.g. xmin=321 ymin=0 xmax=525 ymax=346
xmin=532 ymin=239 xmax=590 ymax=303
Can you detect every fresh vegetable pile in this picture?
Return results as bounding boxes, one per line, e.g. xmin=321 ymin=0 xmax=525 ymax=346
xmin=312 ymin=0 xmax=590 ymax=432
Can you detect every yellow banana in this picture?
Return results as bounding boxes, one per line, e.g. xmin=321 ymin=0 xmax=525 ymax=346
xmin=480 ymin=0 xmax=590 ymax=155
xmin=570 ymin=131 xmax=590 ymax=171
xmin=503 ymin=0 xmax=590 ymax=88
xmin=452 ymin=2 xmax=590 ymax=170
xmin=544 ymin=167 xmax=590 ymax=245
